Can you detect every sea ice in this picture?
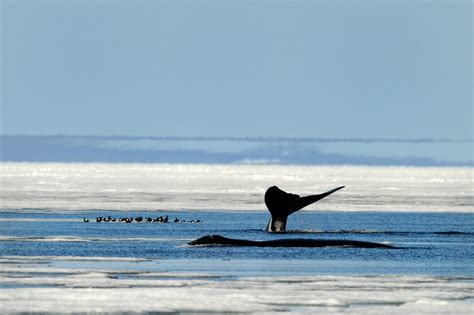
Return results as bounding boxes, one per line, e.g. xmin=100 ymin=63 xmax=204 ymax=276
xmin=0 ymin=163 xmax=471 ymax=212
xmin=0 ymin=256 xmax=472 ymax=314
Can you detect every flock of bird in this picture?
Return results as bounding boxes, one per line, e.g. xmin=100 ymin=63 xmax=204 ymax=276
xmin=83 ymin=215 xmax=202 ymax=224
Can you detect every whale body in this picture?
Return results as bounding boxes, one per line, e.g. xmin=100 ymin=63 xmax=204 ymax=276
xmin=188 ymin=186 xmax=397 ymax=248
xmin=188 ymin=234 xmax=395 ymax=249
xmin=265 ymin=186 xmax=345 ymax=232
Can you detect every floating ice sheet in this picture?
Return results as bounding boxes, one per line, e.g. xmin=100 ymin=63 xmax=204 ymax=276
xmin=1 ymin=163 xmax=472 ymax=212
xmin=0 ymin=256 xmax=473 ymax=314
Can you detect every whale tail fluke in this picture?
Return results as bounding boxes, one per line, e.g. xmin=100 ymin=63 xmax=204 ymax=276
xmin=265 ymin=185 xmax=345 ymax=232
xmin=293 ymin=186 xmax=345 ymax=213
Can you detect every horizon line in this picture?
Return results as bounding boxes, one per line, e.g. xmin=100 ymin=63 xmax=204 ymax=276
xmin=2 ymin=134 xmax=473 ymax=144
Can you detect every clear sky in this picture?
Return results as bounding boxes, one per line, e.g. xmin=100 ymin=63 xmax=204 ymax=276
xmin=1 ymin=1 xmax=472 ymax=151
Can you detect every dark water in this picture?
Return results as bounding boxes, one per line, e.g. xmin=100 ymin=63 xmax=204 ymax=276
xmin=1 ymin=210 xmax=473 ymax=276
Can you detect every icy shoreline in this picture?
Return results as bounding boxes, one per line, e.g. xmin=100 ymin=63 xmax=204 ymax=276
xmin=1 ymin=163 xmax=472 ymax=212
xmin=1 ymin=256 xmax=472 ymax=314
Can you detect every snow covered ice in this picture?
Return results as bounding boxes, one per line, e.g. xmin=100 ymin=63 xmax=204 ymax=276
xmin=1 ymin=163 xmax=472 ymax=212
xmin=0 ymin=256 xmax=473 ymax=314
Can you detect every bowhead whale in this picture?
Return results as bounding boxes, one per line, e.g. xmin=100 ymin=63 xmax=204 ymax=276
xmin=265 ymin=185 xmax=345 ymax=232
xmin=188 ymin=186 xmax=397 ymax=249
xmin=188 ymin=234 xmax=395 ymax=249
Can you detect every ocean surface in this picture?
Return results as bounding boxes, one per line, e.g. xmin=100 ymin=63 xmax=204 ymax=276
xmin=0 ymin=163 xmax=473 ymax=314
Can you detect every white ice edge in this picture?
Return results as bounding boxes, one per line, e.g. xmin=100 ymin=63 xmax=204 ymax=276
xmin=0 ymin=256 xmax=149 ymax=262
xmin=0 ymin=236 xmax=191 ymax=242
xmin=0 ymin=163 xmax=472 ymax=212
xmin=0 ymin=218 xmax=79 ymax=222
xmin=1 ymin=274 xmax=473 ymax=314
xmin=0 ymin=256 xmax=473 ymax=314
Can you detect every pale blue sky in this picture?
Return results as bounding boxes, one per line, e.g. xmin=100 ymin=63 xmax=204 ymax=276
xmin=0 ymin=1 xmax=472 ymax=164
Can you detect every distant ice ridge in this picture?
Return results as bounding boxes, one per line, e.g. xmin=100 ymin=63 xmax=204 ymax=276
xmin=0 ymin=162 xmax=472 ymax=212
xmin=0 ymin=256 xmax=473 ymax=314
